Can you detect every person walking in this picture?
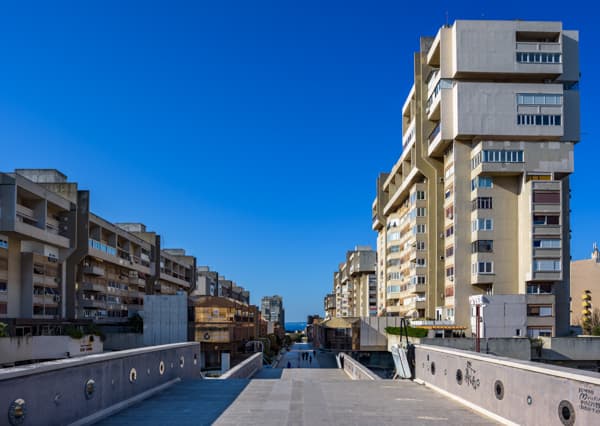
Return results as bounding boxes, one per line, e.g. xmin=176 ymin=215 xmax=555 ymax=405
xmin=287 ymin=361 xmax=291 ymax=368
xmin=309 ymin=355 xmax=312 ymax=366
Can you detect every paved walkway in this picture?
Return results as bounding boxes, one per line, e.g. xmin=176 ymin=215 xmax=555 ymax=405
xmin=99 ymin=343 xmax=497 ymax=425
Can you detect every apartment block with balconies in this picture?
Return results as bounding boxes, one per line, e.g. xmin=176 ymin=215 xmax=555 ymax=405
xmin=373 ymin=20 xmax=578 ymax=337
xmin=0 ymin=170 xmax=76 ymax=320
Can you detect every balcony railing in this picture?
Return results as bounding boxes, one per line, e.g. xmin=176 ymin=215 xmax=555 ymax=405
xmin=89 ymin=239 xmax=117 ymax=257
xmin=428 ymin=123 xmax=441 ymax=146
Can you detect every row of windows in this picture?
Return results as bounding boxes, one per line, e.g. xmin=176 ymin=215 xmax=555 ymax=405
xmin=387 ymin=259 xmax=401 ymax=267
xmin=409 ymin=190 xmax=426 ymax=204
xmin=517 ymin=93 xmax=562 ymax=105
xmin=472 ymin=240 xmax=493 ymax=253
xmin=533 ymin=239 xmax=561 ymax=248
xmin=471 ymin=150 xmax=524 ymax=168
xmin=533 ymin=215 xmax=560 ymax=225
xmin=471 ymin=176 xmax=493 ymax=190
xmin=387 ymin=272 xmax=401 ymax=281
xmin=413 ymin=224 xmax=426 ymax=234
xmin=533 ymin=191 xmax=560 ymax=204
xmin=472 ymin=261 xmax=494 ymax=274
xmin=516 ymin=52 xmax=561 ymax=64
xmin=410 ymin=275 xmax=426 ymax=285
xmin=527 ymin=305 xmax=553 ymax=317
xmin=517 ymin=114 xmax=561 ymax=126
xmin=534 ymin=259 xmax=561 ymax=272
xmin=472 ymin=197 xmax=493 ymax=210
xmin=472 ymin=218 xmax=493 ymax=231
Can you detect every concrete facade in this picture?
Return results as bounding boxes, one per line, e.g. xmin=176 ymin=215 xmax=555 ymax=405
xmin=373 ymin=20 xmax=579 ymax=337
xmin=260 ymin=294 xmax=285 ymax=326
xmin=332 ymin=246 xmax=377 ymax=317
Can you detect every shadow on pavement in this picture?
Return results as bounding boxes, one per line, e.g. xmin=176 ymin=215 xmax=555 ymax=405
xmin=96 ymin=378 xmax=250 ymax=426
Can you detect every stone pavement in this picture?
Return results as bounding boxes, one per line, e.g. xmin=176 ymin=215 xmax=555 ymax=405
xmin=99 ymin=343 xmax=498 ymax=425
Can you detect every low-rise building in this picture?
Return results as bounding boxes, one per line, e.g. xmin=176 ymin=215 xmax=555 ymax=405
xmin=570 ymin=244 xmax=600 ymax=326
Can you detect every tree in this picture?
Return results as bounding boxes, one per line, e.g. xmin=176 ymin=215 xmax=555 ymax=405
xmin=581 ymin=307 xmax=600 ymax=336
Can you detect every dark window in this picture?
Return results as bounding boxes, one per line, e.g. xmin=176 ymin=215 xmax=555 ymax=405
xmin=472 ymin=197 xmax=493 ymax=210
xmin=0 ymin=302 xmax=6 ymax=314
xmin=472 ymin=240 xmax=494 ymax=253
xmin=533 ymin=191 xmax=560 ymax=204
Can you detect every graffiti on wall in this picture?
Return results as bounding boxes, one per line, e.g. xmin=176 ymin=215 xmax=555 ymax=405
xmin=464 ymin=361 xmax=480 ymax=390
xmin=579 ymin=387 xmax=600 ymax=414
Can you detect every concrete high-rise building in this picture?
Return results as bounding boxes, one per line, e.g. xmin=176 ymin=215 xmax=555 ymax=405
xmin=333 ymin=246 xmax=377 ymax=317
xmin=372 ymin=20 xmax=579 ymax=337
xmin=260 ymin=295 xmax=285 ymax=326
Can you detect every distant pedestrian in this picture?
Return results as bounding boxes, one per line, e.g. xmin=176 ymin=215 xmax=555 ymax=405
xmin=287 ymin=361 xmax=291 ymax=368
xmin=309 ymin=355 xmax=312 ymax=365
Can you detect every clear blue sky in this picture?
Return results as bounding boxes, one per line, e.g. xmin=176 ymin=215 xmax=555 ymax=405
xmin=1 ymin=1 xmax=598 ymax=321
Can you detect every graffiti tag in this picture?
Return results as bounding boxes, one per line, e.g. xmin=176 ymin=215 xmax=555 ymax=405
xmin=464 ymin=361 xmax=480 ymax=390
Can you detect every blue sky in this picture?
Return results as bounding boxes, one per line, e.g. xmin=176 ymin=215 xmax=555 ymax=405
xmin=1 ymin=1 xmax=598 ymax=321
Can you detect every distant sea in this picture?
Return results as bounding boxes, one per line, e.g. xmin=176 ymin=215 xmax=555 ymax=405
xmin=285 ymin=322 xmax=307 ymax=332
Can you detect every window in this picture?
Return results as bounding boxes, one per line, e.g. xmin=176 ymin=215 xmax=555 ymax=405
xmin=445 ymin=225 xmax=454 ymax=238
xmin=517 ymin=93 xmax=562 ymax=105
xmin=481 ymin=150 xmax=524 ymax=163
xmin=472 ymin=262 xmax=493 ymax=274
xmin=516 ymin=52 xmax=561 ymax=63
xmin=517 ymin=114 xmax=561 ymax=126
xmin=533 ymin=215 xmax=560 ymax=225
xmin=445 ymin=206 xmax=454 ymax=219
xmin=416 ymin=224 xmax=426 ymax=234
xmin=387 ymin=285 xmax=401 ymax=293
xmin=445 ymin=246 xmax=454 ymax=258
xmin=387 ymin=259 xmax=401 ymax=267
xmin=0 ymin=302 xmax=6 ymax=314
xmin=533 ymin=239 xmax=561 ymax=249
xmin=527 ymin=328 xmax=553 ymax=337
xmin=416 ymin=191 xmax=426 ymax=200
xmin=417 ymin=276 xmax=426 ymax=284
xmin=387 ymin=272 xmax=401 ymax=281
xmin=389 ymin=245 xmax=401 ymax=253
xmin=471 ymin=176 xmax=493 ymax=190
xmin=416 ymin=241 xmax=426 ymax=251
xmin=416 ymin=258 xmax=426 ymax=267
xmin=471 ymin=240 xmax=493 ymax=253
xmin=0 ymin=282 xmax=6 ymax=292
xmin=0 ymin=238 xmax=8 ymax=249
xmin=527 ymin=283 xmax=552 ymax=294
xmin=445 ymin=165 xmax=455 ymax=179
xmin=533 ymin=191 xmax=560 ymax=204
xmin=472 ymin=218 xmax=493 ymax=231
xmin=416 ymin=207 xmax=426 ymax=217
xmin=388 ymin=232 xmax=400 ymax=241
xmin=444 ymin=187 xmax=453 ymax=199
xmin=534 ymin=259 xmax=561 ymax=272
xmin=472 ymin=197 xmax=492 ymax=210
xmin=446 ymin=266 xmax=454 ymax=278
xmin=527 ymin=305 xmax=553 ymax=317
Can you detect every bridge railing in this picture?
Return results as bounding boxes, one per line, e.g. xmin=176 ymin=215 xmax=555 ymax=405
xmin=219 ymin=352 xmax=263 ymax=379
xmin=0 ymin=342 xmax=201 ymax=426
xmin=338 ymin=353 xmax=381 ymax=380
xmin=414 ymin=344 xmax=600 ymax=425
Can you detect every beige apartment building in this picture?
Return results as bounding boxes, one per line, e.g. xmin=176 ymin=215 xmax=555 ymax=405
xmin=0 ymin=169 xmax=196 ymax=328
xmin=333 ymin=246 xmax=377 ymax=317
xmin=372 ymin=20 xmax=579 ymax=337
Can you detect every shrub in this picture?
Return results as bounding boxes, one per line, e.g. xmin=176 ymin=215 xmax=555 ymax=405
xmin=0 ymin=322 xmax=8 ymax=337
xmin=385 ymin=326 xmax=428 ymax=338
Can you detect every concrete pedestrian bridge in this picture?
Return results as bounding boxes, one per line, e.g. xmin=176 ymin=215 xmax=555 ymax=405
xmin=95 ymin=343 xmax=494 ymax=425
xmin=2 ymin=342 xmax=599 ymax=425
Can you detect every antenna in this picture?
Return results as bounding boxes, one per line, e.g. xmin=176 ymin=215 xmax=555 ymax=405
xmin=445 ymin=11 xmax=449 ymax=27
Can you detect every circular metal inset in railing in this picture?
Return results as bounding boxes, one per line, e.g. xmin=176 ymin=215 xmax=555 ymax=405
xmin=170 ymin=362 xmax=174 ymax=369
xmin=456 ymin=369 xmax=463 ymax=385
xmin=494 ymin=380 xmax=504 ymax=400
xmin=84 ymin=379 xmax=96 ymax=400
xmin=527 ymin=395 xmax=533 ymax=405
xmin=430 ymin=362 xmax=436 ymax=375
xmin=558 ymin=400 xmax=575 ymax=426
xmin=129 ymin=368 xmax=137 ymax=383
xmin=159 ymin=361 xmax=165 ymax=375
xmin=147 ymin=368 xmax=151 ymax=376
xmin=8 ymin=398 xmax=26 ymax=425
xmin=193 ymin=354 xmax=198 ymax=365
xmin=180 ymin=355 xmax=185 ymax=369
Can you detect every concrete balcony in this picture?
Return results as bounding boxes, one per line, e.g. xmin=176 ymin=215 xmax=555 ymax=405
xmin=80 ymin=282 xmax=106 ymax=292
xmin=532 ymin=225 xmax=561 ymax=236
xmin=533 ymin=248 xmax=561 ymax=258
xmin=79 ymin=298 xmax=106 ymax=309
xmin=410 ymin=283 xmax=426 ymax=294
xmin=516 ymin=41 xmax=561 ymax=53
xmin=83 ymin=265 xmax=105 ymax=276
xmin=402 ymin=120 xmax=416 ymax=149
xmin=33 ymin=294 xmax=58 ymax=305
xmin=530 ymin=271 xmax=562 ymax=281
xmin=471 ymin=273 xmax=495 ymax=285
xmin=532 ymin=203 xmax=561 ymax=214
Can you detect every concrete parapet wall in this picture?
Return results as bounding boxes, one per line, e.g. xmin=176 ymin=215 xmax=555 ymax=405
xmin=0 ymin=342 xmax=201 ymax=426
xmin=219 ymin=352 xmax=262 ymax=379
xmin=539 ymin=336 xmax=600 ymax=361
xmin=339 ymin=353 xmax=380 ymax=380
xmin=103 ymin=333 xmax=144 ymax=351
xmin=387 ymin=335 xmax=531 ymax=360
xmin=415 ymin=344 xmax=600 ymax=425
